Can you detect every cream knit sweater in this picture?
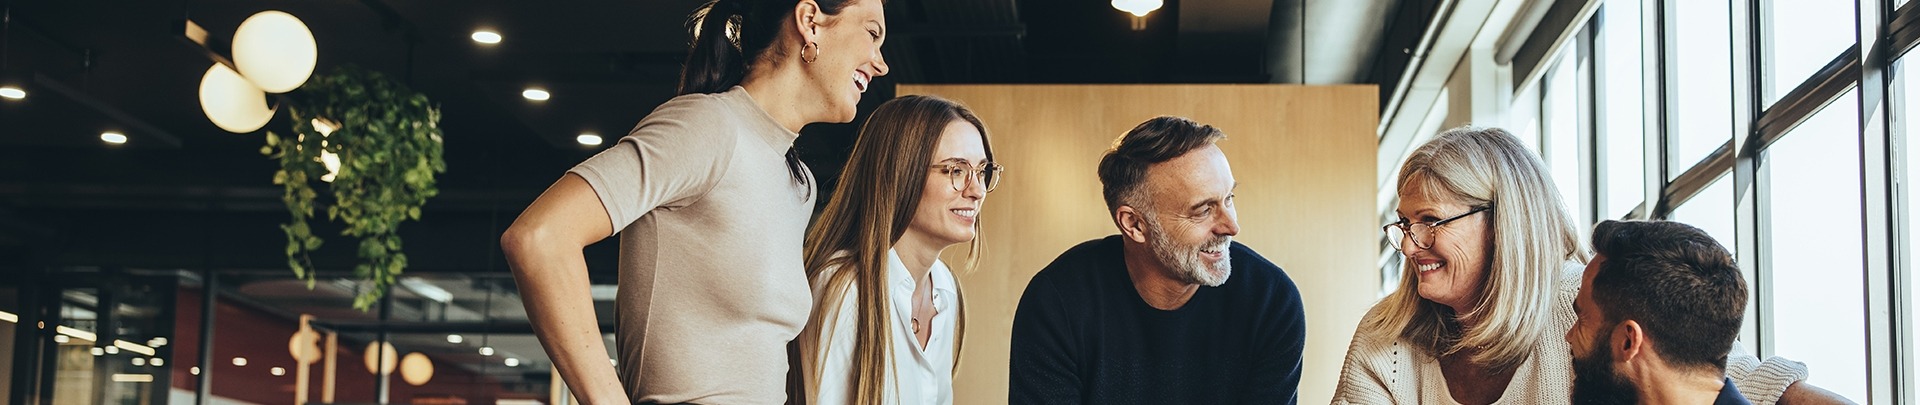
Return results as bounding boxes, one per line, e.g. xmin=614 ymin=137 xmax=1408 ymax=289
xmin=1332 ymin=264 xmax=1809 ymax=405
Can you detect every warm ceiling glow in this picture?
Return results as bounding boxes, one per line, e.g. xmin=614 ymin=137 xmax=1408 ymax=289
xmin=0 ymin=86 xmax=24 ymax=100
xmin=400 ymin=353 xmax=435 ymax=386
xmin=472 ymin=30 xmax=503 ymax=44
xmin=577 ymin=133 xmax=603 ymax=146
xmin=522 ymin=88 xmax=550 ymax=101
xmin=231 ymin=11 xmax=317 ymax=93
xmin=1111 ymin=0 xmax=1162 ymax=17
xmin=365 ymin=341 xmax=398 ymax=375
xmin=100 ymin=132 xmax=128 ymax=144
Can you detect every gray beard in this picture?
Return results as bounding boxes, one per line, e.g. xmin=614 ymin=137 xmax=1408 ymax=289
xmin=1145 ymin=217 xmax=1233 ymax=287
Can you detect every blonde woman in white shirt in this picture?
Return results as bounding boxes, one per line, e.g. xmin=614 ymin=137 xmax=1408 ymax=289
xmin=797 ymin=95 xmax=1000 ymax=405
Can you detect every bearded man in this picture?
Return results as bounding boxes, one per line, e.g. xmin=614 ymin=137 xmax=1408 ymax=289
xmin=1008 ymin=116 xmax=1306 ymax=404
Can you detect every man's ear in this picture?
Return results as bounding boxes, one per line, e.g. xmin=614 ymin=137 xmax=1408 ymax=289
xmin=1116 ymin=206 xmax=1150 ymax=244
xmin=1613 ymin=319 xmax=1646 ymax=365
xmin=792 ymin=0 xmax=823 ymax=42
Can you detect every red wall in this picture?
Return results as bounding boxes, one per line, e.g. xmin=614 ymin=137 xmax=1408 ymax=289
xmin=171 ymin=287 xmax=528 ymax=404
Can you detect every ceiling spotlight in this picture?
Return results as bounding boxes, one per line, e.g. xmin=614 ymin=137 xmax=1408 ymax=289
xmin=576 ymin=133 xmax=603 ymax=146
xmin=522 ymin=88 xmax=550 ymax=101
xmin=504 ymin=358 xmax=520 ymax=367
xmin=232 ymin=357 xmax=248 ymax=366
xmin=91 ymin=347 xmax=105 ymax=356
xmin=472 ymin=30 xmax=503 ymax=44
xmin=1112 ymin=0 xmax=1163 ymax=17
xmin=151 ymin=358 xmax=165 ymax=367
xmin=446 ymin=334 xmax=464 ymax=344
xmin=133 ymin=357 xmax=147 ymax=366
xmin=54 ymin=335 xmax=70 ymax=344
xmin=104 ymin=345 xmax=120 ymax=354
xmin=271 ymin=367 xmax=287 ymax=376
xmin=101 ymin=132 xmax=128 ymax=144
xmin=190 ymin=366 xmax=200 ymax=375
xmin=478 ymin=346 xmax=494 ymax=356
xmin=0 ymin=86 xmax=24 ymax=100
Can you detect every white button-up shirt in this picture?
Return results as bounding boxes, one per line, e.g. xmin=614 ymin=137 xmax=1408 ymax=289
xmin=801 ymin=249 xmax=959 ymax=405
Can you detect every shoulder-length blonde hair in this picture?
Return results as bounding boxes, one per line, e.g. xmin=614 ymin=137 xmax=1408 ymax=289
xmin=799 ymin=95 xmax=991 ymax=404
xmin=1363 ymin=125 xmax=1586 ymax=371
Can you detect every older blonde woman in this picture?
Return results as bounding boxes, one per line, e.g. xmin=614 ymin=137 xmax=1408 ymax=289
xmin=1332 ymin=126 xmax=1846 ymax=405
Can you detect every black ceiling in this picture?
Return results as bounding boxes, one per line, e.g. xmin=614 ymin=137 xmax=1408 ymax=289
xmin=0 ymin=0 xmax=1436 ymax=282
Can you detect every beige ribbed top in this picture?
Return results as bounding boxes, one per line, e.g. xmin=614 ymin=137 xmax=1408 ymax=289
xmin=570 ymin=86 xmax=816 ymax=404
xmin=1332 ymin=264 xmax=1810 ymax=405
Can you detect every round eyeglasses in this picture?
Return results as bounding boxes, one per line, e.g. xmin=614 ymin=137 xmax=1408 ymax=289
xmin=1383 ymin=205 xmax=1492 ymax=251
xmin=931 ymin=162 xmax=1004 ymax=193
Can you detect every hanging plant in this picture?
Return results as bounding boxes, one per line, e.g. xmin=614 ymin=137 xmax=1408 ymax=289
xmin=261 ymin=65 xmax=447 ymax=310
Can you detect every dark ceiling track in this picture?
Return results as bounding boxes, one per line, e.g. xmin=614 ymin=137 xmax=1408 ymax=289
xmin=33 ymin=73 xmax=184 ymax=147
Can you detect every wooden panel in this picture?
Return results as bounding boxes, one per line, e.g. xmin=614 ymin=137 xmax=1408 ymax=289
xmin=898 ymin=84 xmax=1379 ymax=405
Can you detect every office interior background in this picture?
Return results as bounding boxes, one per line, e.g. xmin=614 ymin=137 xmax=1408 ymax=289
xmin=0 ymin=0 xmax=1913 ymax=403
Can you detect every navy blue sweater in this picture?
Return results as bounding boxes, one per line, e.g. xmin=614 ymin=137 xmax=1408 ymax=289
xmin=1009 ymin=235 xmax=1306 ymax=404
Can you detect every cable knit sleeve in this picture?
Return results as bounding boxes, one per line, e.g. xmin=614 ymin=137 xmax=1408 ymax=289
xmin=1725 ymin=340 xmax=1811 ymax=405
xmin=1332 ymin=305 xmax=1409 ymax=405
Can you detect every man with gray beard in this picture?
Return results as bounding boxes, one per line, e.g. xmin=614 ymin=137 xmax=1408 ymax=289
xmin=1009 ymin=116 xmax=1307 ymax=404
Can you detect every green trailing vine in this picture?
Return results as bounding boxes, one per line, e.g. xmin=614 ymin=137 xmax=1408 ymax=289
xmin=261 ymin=65 xmax=446 ymax=310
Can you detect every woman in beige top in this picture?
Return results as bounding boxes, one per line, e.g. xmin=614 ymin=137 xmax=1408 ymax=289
xmin=1334 ymin=126 xmax=1846 ymax=405
xmin=498 ymin=0 xmax=891 ymax=403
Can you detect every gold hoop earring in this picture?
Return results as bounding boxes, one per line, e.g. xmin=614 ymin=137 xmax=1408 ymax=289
xmin=801 ymin=42 xmax=820 ymax=64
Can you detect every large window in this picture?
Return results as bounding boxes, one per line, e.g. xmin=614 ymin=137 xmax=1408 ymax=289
xmin=1543 ymin=47 xmax=1588 ymax=224
xmin=1761 ymin=0 xmax=1857 ymax=104
xmin=1507 ymin=0 xmax=1916 ymax=401
xmin=1766 ymin=93 xmax=1866 ymax=400
xmin=1670 ymin=0 xmax=1736 ymax=178
xmin=1598 ymin=0 xmax=1647 ymax=220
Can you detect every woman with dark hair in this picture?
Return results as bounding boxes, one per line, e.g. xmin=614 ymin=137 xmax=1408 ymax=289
xmin=499 ymin=0 xmax=890 ymax=402
xmin=796 ymin=95 xmax=1000 ymax=405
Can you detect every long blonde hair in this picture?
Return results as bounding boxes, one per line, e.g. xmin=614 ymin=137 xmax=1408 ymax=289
xmin=1364 ymin=126 xmax=1586 ymax=371
xmin=800 ymin=95 xmax=991 ymax=404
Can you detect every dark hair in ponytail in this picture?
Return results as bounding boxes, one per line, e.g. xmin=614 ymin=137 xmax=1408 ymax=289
xmin=680 ymin=0 xmax=861 ymax=191
xmin=680 ymin=0 xmax=859 ymax=95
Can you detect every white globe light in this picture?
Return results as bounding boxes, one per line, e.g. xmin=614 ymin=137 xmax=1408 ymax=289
xmin=198 ymin=64 xmax=275 ymax=133
xmin=232 ymin=11 xmax=318 ymax=93
xmin=399 ymin=353 xmax=434 ymax=386
xmin=364 ymin=341 xmax=397 ymax=375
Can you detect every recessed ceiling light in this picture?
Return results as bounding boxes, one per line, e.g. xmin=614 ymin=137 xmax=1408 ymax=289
xmin=471 ymin=30 xmax=502 ymax=44
xmin=447 ymin=334 xmax=463 ymax=344
xmin=270 ymin=367 xmax=286 ymax=376
xmin=0 ymin=86 xmax=24 ymax=100
xmin=479 ymin=346 xmax=494 ymax=356
xmin=232 ymin=357 xmax=248 ymax=366
xmin=522 ymin=88 xmax=550 ymax=101
xmin=100 ymin=132 xmax=128 ymax=144
xmin=504 ymin=358 xmax=520 ymax=367
xmin=577 ymin=133 xmax=603 ymax=146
